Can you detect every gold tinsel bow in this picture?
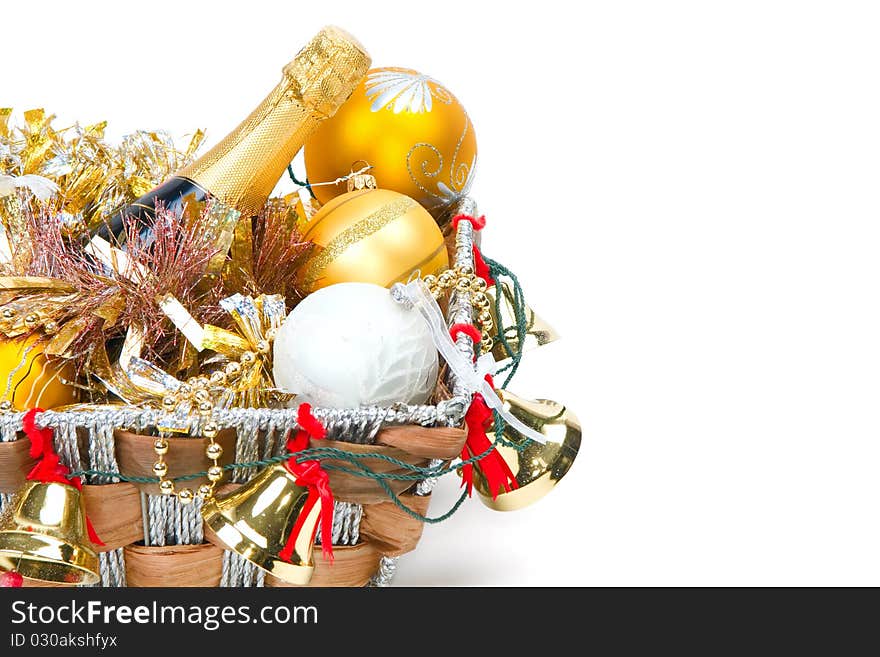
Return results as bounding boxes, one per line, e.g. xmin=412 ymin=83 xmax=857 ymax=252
xmin=93 ymin=293 xmax=286 ymax=433
xmin=0 ymin=108 xmax=203 ymax=232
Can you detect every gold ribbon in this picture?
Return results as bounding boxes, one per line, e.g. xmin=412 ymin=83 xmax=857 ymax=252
xmin=0 ymin=276 xmax=76 ymax=292
xmin=88 ymin=292 xmax=287 ymax=416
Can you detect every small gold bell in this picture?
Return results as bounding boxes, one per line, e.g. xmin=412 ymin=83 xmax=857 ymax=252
xmin=474 ymin=390 xmax=581 ymax=511
xmin=0 ymin=481 xmax=99 ymax=585
xmin=486 ymin=281 xmax=560 ymax=364
xmin=202 ymin=462 xmax=322 ymax=585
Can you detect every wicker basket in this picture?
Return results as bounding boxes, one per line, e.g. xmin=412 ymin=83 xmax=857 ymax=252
xmin=0 ymin=202 xmax=481 ymax=587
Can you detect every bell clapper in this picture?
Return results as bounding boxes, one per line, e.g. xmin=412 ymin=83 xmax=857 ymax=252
xmin=0 ymin=552 xmax=25 ymax=587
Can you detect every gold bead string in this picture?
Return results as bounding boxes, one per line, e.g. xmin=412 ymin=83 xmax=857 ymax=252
xmin=152 ymin=349 xmax=260 ymax=504
xmin=0 ymin=306 xmax=60 ymax=337
xmin=423 ymin=264 xmax=494 ymax=354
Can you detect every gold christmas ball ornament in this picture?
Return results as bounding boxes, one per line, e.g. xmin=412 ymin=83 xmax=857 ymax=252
xmin=0 ymin=334 xmax=77 ymax=410
xmin=296 ymin=187 xmax=448 ymax=292
xmin=303 ymin=67 xmax=477 ymax=218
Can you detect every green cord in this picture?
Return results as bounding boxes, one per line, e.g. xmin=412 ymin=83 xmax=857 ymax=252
xmin=69 ymin=441 xmax=502 ymax=485
xmin=309 ymin=454 xmax=470 ymax=524
xmin=482 ymin=254 xmax=533 ymax=453
xmin=287 ymin=164 xmax=316 ymax=199
xmin=484 ymin=254 xmax=529 ymax=388
xmin=66 ymin=442 xmax=502 ymax=524
xmin=339 ymin=459 xmax=471 ymax=524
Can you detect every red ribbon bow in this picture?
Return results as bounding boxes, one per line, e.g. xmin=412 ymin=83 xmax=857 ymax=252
xmin=472 ymin=245 xmax=494 ymax=287
xmin=278 ymin=404 xmax=335 ymax=565
xmin=21 ymin=408 xmax=104 ymax=547
xmin=459 ymin=375 xmax=518 ymax=499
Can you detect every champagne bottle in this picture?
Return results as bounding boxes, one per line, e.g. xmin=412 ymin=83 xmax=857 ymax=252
xmin=95 ymin=26 xmax=370 ymax=246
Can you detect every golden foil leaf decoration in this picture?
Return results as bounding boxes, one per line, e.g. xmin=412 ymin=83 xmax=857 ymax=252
xmin=487 ymin=281 xmax=560 ymax=364
xmin=0 ymin=108 xmax=12 ymax=138
xmin=0 ymin=192 xmax=30 ymax=270
xmin=91 ymin=293 xmax=287 ymax=418
xmin=0 ymin=108 xmax=204 ymax=233
xmin=215 ymin=293 xmax=287 ymax=408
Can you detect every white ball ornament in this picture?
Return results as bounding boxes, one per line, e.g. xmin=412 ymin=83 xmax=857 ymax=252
xmin=273 ymin=282 xmax=439 ymax=408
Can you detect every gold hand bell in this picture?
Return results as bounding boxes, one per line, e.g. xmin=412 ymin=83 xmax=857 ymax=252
xmin=202 ymin=462 xmax=322 ymax=586
xmin=473 ymin=390 xmax=581 ymax=511
xmin=0 ymin=481 xmax=100 ymax=585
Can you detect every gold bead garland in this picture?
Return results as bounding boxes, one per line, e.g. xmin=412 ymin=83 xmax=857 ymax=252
xmin=151 ymin=348 xmax=259 ymax=502
xmin=0 ymin=280 xmax=99 ymax=341
xmin=423 ymin=264 xmax=494 ymax=354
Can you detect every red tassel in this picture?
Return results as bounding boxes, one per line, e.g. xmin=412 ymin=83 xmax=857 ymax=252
xmin=86 ymin=520 xmax=104 ymax=547
xmin=461 ymin=390 xmax=518 ymax=499
xmin=0 ymin=571 xmax=23 ymax=587
xmin=472 ymin=244 xmax=494 ymax=286
xmin=451 ymin=213 xmax=487 ymax=231
xmin=280 ymin=405 xmax=335 ymax=565
xmin=296 ymin=403 xmax=326 ymax=440
xmin=20 ymin=408 xmax=104 ymax=547
xmin=23 ymin=408 xmax=54 ymax=461
xmin=459 ymin=443 xmax=475 ymax=496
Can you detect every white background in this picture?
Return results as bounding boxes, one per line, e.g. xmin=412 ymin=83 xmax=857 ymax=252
xmin=4 ymin=0 xmax=880 ymax=586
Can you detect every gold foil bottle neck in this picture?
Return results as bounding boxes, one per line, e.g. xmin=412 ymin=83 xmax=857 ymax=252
xmin=283 ymin=26 xmax=372 ymax=119
xmin=177 ymin=26 xmax=371 ymax=219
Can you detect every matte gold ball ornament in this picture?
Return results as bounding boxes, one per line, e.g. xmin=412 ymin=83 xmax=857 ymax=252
xmin=296 ymin=186 xmax=449 ymax=293
xmin=303 ymin=67 xmax=477 ymax=218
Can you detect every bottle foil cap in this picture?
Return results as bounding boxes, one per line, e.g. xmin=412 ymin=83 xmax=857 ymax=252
xmin=283 ymin=26 xmax=372 ymax=118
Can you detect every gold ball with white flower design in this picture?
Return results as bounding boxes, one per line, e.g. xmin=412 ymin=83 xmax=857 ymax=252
xmin=303 ymin=67 xmax=478 ymax=220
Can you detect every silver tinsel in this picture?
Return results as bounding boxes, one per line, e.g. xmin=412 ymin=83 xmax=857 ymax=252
xmin=368 ymin=556 xmax=399 ymax=587
xmin=97 ymin=549 xmax=127 ymax=587
xmin=449 ymin=211 xmax=479 ymax=402
xmin=0 ymin=420 xmax=14 ymax=515
xmin=321 ymin=501 xmax=363 ymax=547
xmin=2 ymin=398 xmax=467 ymax=437
xmin=88 ymin=422 xmax=121 ymax=484
xmin=221 ymin=552 xmax=265 ymax=587
xmin=145 ymin=494 xmax=203 ymax=547
xmin=233 ymin=415 xmax=261 ymax=484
